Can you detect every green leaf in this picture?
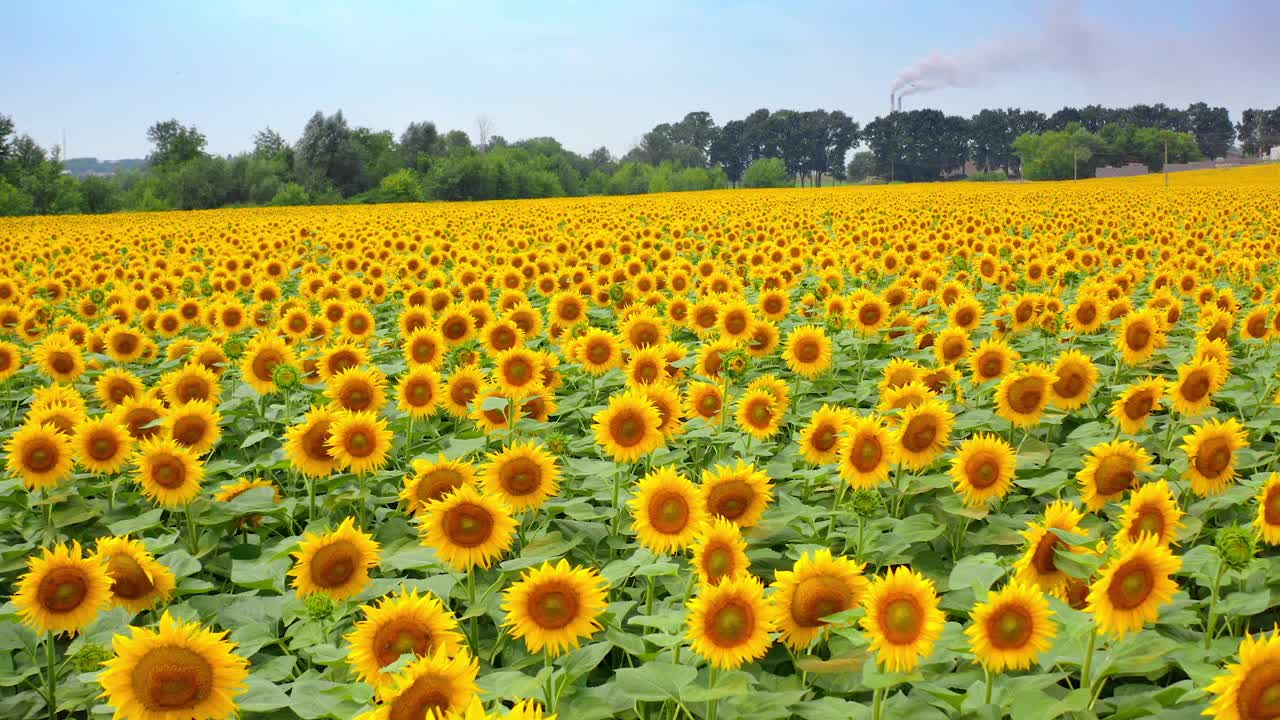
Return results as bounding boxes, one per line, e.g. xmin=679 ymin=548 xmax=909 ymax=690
xmin=107 ymin=508 xmax=164 ymax=536
xmin=613 ymin=662 xmax=698 ymax=702
xmin=238 ymin=674 xmax=290 ymax=713
xmin=948 ymin=553 xmax=1006 ymax=595
xmin=240 ymin=430 xmax=274 ymax=449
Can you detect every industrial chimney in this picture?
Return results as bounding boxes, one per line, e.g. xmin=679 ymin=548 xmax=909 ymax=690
xmin=890 ymin=93 xmax=895 ymax=114
xmin=896 ymin=95 xmax=903 ymax=112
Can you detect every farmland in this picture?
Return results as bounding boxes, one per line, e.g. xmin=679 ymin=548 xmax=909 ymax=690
xmin=2 ymin=164 xmax=1280 ymax=720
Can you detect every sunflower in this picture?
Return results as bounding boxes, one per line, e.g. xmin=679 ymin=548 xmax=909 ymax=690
xmin=326 ymin=410 xmax=393 ymax=475
xmin=481 ymin=441 xmax=560 ymax=512
xmin=1206 ymin=626 xmax=1280 ymax=720
xmin=1049 ymin=350 xmax=1097 ymax=411
xmin=1014 ymin=500 xmax=1088 ymax=599
xmin=746 ymin=320 xmax=780 ymax=357
xmin=13 ymin=541 xmax=112 ymax=635
xmin=1168 ymin=357 xmax=1224 ymax=416
xmin=93 ymin=536 xmax=176 ymax=614
xmin=592 ymin=390 xmax=663 ymax=463
xmin=1117 ymin=480 xmax=1184 ymax=546
xmin=735 ymin=388 xmax=782 ymax=440
xmin=290 ymin=517 xmax=381 ymax=601
xmin=1110 ymin=377 xmax=1167 ymax=435
xmin=318 ymin=341 xmax=371 ymax=381
xmin=624 ymin=346 xmax=669 ymax=387
xmin=98 ymin=611 xmax=249 ymax=720
xmin=1116 ymin=310 xmax=1165 ymax=366
xmin=783 ymin=325 xmax=832 ymax=379
xmin=942 ymin=291 xmax=979 ymax=327
xmin=134 ymin=436 xmax=204 ymax=508
xmin=239 ymin=333 xmax=297 ymax=394
xmin=403 ymin=327 xmax=446 ymax=369
xmin=965 ymin=580 xmax=1056 ymax=672
xmin=686 ymin=574 xmax=774 ymax=669
xmin=502 ymin=559 xmax=608 ymax=657
xmin=388 ymin=365 xmax=439 ymax=420
xmin=5 ymin=421 xmax=74 ymax=489
xmin=0 ymin=340 xmax=22 ymax=382
xmin=28 ymin=402 xmax=84 ymax=435
xmin=33 ymin=383 xmax=87 ymax=415
xmin=880 ymin=359 xmax=925 ymax=393
xmin=1085 ymin=533 xmax=1180 ymax=638
xmin=160 ymin=362 xmax=222 ymax=406
xmin=695 ymin=338 xmax=736 ymax=379
xmin=95 ymin=367 xmax=145 ymax=409
xmin=877 ymin=380 xmax=936 ymax=419
xmin=1078 ymin=439 xmax=1152 ymax=511
xmin=691 ymin=517 xmax=750 ymax=586
xmin=420 ymin=485 xmax=517 ymax=571
xmin=933 ymin=327 xmax=971 ymax=366
xmin=700 ymin=460 xmax=773 ymax=528
xmin=213 ymin=476 xmax=280 ymax=503
xmin=401 ymin=455 xmax=477 ymax=515
xmin=325 ymin=366 xmax=389 ymax=414
xmin=346 ymin=588 xmax=464 ymax=689
xmin=163 ymin=400 xmax=223 ymax=456
xmin=492 ymin=348 xmax=545 ymax=400
xmin=797 ymin=404 xmax=852 ymax=466
xmin=894 ymin=399 xmax=954 ymax=470
xmin=771 ymin=549 xmax=868 ymax=650
xmin=71 ymin=416 xmax=134 ymax=475
xmin=838 ymin=415 xmax=896 ymax=488
xmin=442 ymin=366 xmax=486 ymax=417
xmin=968 ymin=337 xmax=1019 ymax=385
xmin=285 ymin=406 xmax=341 ymax=477
xmin=640 ymin=382 xmax=684 ymax=439
xmin=577 ymin=329 xmax=624 ymax=376
xmin=1067 ymin=294 xmax=1104 ymax=333
xmin=358 ymin=649 xmax=479 ymax=720
xmin=860 ymin=566 xmax=945 ymax=673
xmin=34 ymin=335 xmax=85 ymax=383
xmin=685 ymin=381 xmax=724 ymax=423
xmin=1181 ymin=417 xmax=1249 ymax=496
xmin=950 ymin=433 xmax=1017 ymax=507
xmin=629 ymin=465 xmax=705 ymax=554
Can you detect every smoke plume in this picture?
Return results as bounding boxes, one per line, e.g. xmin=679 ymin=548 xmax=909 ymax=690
xmin=892 ymin=0 xmax=1104 ymax=99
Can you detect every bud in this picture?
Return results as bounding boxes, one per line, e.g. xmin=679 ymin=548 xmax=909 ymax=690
xmin=71 ymin=643 xmax=114 ymax=673
xmin=1216 ymin=526 xmax=1256 ymax=572
xmin=304 ymin=593 xmax=339 ymax=622
xmin=273 ymin=363 xmax=301 ymax=390
xmin=722 ymin=348 xmax=749 ymax=382
xmin=544 ymin=432 xmax=570 ymax=457
xmin=223 ymin=337 xmax=245 ymax=359
xmin=608 ymin=284 xmax=625 ymax=304
xmin=849 ymin=488 xmax=886 ymax=519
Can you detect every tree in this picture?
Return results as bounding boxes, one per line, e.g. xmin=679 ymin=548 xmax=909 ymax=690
xmin=476 ymin=115 xmax=495 ymax=152
xmin=253 ymin=127 xmax=290 ymax=162
xmin=862 ymin=109 xmax=968 ymax=182
xmin=294 ymin=110 xmax=366 ymax=196
xmin=709 ymin=120 xmax=747 ymax=186
xmin=442 ymin=130 xmax=473 ymax=156
xmin=270 ymin=182 xmax=310 ymax=206
xmin=742 ymin=157 xmax=789 ymax=188
xmin=846 ymin=151 xmax=877 ymax=182
xmin=1186 ymin=103 xmax=1233 ymax=159
xmin=351 ymin=127 xmax=401 ymax=187
xmin=146 ymin=120 xmax=207 ymax=167
xmin=1013 ymin=124 xmax=1106 ymax=180
xmin=400 ymin=121 xmax=441 ymax=170
xmin=1237 ymin=108 xmax=1280 ymax=157
xmin=377 ymin=168 xmax=425 ymax=202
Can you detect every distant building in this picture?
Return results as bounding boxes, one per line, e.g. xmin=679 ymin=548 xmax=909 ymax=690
xmin=1270 ymin=146 xmax=1280 ymax=161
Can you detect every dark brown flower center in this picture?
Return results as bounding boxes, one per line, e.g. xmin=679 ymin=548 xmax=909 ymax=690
xmin=132 ymin=647 xmax=213 ymax=711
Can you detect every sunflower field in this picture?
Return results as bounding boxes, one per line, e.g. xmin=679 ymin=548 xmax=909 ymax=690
xmin=2 ymin=164 xmax=1280 ymax=720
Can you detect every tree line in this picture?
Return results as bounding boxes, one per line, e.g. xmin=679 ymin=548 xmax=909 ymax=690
xmin=0 ymin=102 xmax=1277 ymax=216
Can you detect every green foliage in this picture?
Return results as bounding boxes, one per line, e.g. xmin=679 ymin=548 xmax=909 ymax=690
xmin=742 ymin=157 xmax=789 ymax=188
xmin=1013 ymin=124 xmax=1107 ymax=180
xmin=376 ymin=169 xmax=425 ymax=203
xmin=269 ymin=182 xmax=310 ymax=206
xmin=846 ymin=151 xmax=877 ymax=182
xmin=0 ymin=177 xmax=33 ymax=216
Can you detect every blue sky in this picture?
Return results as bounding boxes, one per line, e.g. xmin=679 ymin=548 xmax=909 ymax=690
xmin=3 ymin=0 xmax=1275 ymax=160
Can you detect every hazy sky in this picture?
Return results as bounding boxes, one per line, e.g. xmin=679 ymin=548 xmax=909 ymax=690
xmin=4 ymin=0 xmax=1276 ymax=160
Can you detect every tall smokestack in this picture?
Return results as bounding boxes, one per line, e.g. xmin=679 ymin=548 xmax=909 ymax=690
xmin=890 ymin=93 xmax=895 ymax=114
xmin=897 ymin=95 xmax=903 ymax=112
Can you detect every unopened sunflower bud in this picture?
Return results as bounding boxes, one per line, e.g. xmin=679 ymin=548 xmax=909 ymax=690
xmin=1216 ymin=526 xmax=1256 ymax=571
xmin=850 ymin=488 xmax=886 ymax=519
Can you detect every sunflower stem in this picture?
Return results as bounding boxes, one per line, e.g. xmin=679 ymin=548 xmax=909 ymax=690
xmin=182 ymin=501 xmax=198 ymax=555
xmin=306 ymin=474 xmax=317 ymax=521
xmin=1080 ymin=621 xmax=1098 ymax=689
xmin=871 ymin=686 xmax=884 ymax=720
xmin=706 ymin=666 xmax=719 ymax=720
xmin=1204 ymin=559 xmax=1226 ymax=651
xmin=827 ymin=482 xmax=847 ymax=537
xmin=645 ymin=575 xmax=656 ymax=616
xmin=982 ymin=665 xmax=993 ymax=706
xmin=466 ymin=567 xmax=479 ymax=655
xmin=42 ymin=488 xmax=54 ymax=544
xmin=44 ymin=631 xmax=56 ymax=720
